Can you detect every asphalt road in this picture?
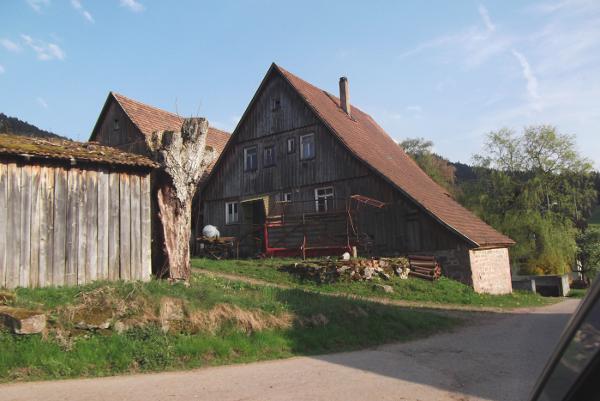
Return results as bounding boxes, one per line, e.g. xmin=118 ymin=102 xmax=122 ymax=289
xmin=0 ymin=299 xmax=579 ymax=401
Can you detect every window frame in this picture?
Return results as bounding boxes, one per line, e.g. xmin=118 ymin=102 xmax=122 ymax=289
xmin=244 ymin=145 xmax=258 ymax=172
xmin=287 ymin=137 xmax=295 ymax=154
xmin=263 ymin=145 xmax=276 ymax=168
xmin=314 ymin=186 xmax=334 ymax=212
xmin=300 ymin=133 xmax=315 ymax=160
xmin=271 ymin=96 xmax=281 ymax=112
xmin=282 ymin=192 xmax=292 ymax=203
xmin=225 ymin=201 xmax=239 ymax=225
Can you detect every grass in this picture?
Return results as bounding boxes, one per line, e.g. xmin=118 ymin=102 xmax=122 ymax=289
xmin=0 ymin=274 xmax=459 ymax=382
xmin=192 ymin=258 xmax=555 ymax=309
xmin=568 ymin=288 xmax=588 ymax=299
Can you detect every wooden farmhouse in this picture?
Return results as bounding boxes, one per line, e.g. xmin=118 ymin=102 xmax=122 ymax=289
xmin=89 ymin=92 xmax=231 ymax=267
xmin=0 ymin=133 xmax=156 ymax=289
xmin=200 ymin=64 xmax=515 ymax=294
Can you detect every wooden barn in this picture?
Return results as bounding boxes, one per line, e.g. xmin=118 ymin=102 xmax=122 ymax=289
xmin=89 ymin=92 xmax=231 ymax=263
xmin=0 ymin=133 xmax=156 ymax=289
xmin=200 ymin=64 xmax=516 ymax=294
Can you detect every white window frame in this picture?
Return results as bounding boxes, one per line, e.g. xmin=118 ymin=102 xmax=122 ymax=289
xmin=225 ymin=202 xmax=239 ymax=224
xmin=287 ymin=137 xmax=295 ymax=154
xmin=282 ymin=192 xmax=292 ymax=202
xmin=244 ymin=146 xmax=258 ymax=171
xmin=314 ymin=186 xmax=334 ymax=212
xmin=263 ymin=145 xmax=275 ymax=167
xmin=300 ymin=133 xmax=315 ymax=160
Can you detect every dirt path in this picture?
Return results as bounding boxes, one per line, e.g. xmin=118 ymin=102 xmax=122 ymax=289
xmin=195 ymin=268 xmax=550 ymax=314
xmin=0 ymin=299 xmax=578 ymax=401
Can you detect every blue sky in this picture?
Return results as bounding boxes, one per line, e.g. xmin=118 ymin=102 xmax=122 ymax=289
xmin=1 ymin=0 xmax=599 ymax=166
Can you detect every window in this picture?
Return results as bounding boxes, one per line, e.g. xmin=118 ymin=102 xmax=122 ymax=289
xmin=314 ymin=187 xmax=334 ymax=212
xmin=113 ymin=119 xmax=120 ymax=130
xmin=287 ymin=137 xmax=295 ymax=154
xmin=263 ymin=145 xmax=275 ymax=167
xmin=300 ymin=133 xmax=315 ymax=160
xmin=244 ymin=146 xmax=258 ymax=171
xmin=271 ymin=97 xmax=281 ymax=112
xmin=282 ymin=192 xmax=292 ymax=202
xmin=225 ymin=202 xmax=239 ymax=224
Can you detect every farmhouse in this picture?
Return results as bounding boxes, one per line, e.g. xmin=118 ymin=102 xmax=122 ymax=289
xmin=0 ymin=133 xmax=156 ymax=289
xmin=200 ymin=64 xmax=515 ymax=294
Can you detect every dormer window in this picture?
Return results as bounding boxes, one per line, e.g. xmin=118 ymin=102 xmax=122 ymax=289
xmin=113 ymin=119 xmax=120 ymax=130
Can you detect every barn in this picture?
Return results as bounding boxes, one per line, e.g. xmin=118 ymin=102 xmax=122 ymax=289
xmin=0 ymin=133 xmax=156 ymax=289
xmin=200 ymin=64 xmax=515 ymax=294
xmin=89 ymin=92 xmax=231 ymax=264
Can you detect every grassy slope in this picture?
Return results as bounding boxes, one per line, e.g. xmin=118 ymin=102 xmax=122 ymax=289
xmin=192 ymin=258 xmax=554 ymax=309
xmin=0 ymin=274 xmax=458 ymax=382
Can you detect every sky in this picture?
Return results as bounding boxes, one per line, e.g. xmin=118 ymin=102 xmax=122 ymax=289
xmin=1 ymin=0 xmax=599 ymax=166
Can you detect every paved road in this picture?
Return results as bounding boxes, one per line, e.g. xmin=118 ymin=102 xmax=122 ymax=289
xmin=0 ymin=299 xmax=579 ymax=401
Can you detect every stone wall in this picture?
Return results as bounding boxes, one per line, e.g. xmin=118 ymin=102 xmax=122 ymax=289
xmin=421 ymin=248 xmax=472 ymax=285
xmin=468 ymin=247 xmax=512 ymax=294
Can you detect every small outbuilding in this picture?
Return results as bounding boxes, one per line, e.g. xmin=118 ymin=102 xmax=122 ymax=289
xmin=0 ymin=133 xmax=157 ymax=289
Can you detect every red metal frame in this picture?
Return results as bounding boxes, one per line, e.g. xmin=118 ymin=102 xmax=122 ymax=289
xmin=264 ymin=223 xmax=353 ymax=257
xmin=261 ymin=194 xmax=385 ymax=258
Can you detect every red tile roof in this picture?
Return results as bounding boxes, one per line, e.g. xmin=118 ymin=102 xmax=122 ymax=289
xmin=111 ymin=92 xmax=231 ymax=160
xmin=0 ymin=133 xmax=157 ymax=169
xmin=275 ymin=64 xmax=514 ymax=247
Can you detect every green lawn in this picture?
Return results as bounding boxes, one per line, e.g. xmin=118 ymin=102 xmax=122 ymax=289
xmin=0 ymin=273 xmax=459 ymax=382
xmin=192 ymin=258 xmax=555 ymax=309
xmin=568 ymin=288 xmax=588 ymax=299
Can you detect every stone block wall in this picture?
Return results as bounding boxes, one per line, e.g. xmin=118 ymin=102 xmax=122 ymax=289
xmin=426 ymin=248 xmax=472 ymax=285
xmin=468 ymin=247 xmax=512 ymax=294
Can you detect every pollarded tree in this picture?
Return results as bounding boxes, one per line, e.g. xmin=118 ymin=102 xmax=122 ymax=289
xmin=146 ymin=118 xmax=215 ymax=282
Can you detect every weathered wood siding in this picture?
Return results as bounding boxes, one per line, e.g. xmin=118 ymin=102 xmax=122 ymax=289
xmin=0 ymin=161 xmax=152 ymax=289
xmin=202 ymin=72 xmax=469 ymax=256
xmin=92 ymin=100 xmax=150 ymax=156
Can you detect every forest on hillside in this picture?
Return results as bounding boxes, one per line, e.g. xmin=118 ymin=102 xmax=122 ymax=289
xmin=0 ymin=113 xmax=66 ymax=140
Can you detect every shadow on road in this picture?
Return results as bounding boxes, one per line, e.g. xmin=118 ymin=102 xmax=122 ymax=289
xmin=276 ymin=289 xmax=576 ymax=401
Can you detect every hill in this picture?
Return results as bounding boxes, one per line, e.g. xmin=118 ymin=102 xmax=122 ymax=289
xmin=0 ymin=113 xmax=68 ymax=140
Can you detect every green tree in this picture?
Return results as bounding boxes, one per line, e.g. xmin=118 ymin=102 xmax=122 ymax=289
xmin=463 ymin=125 xmax=596 ymax=275
xmin=576 ymin=227 xmax=600 ymax=283
xmin=400 ymin=137 xmax=457 ymax=193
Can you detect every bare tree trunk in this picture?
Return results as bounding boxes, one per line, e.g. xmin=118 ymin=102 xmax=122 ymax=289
xmin=157 ymin=185 xmax=192 ymax=280
xmin=146 ymin=118 xmax=214 ymax=282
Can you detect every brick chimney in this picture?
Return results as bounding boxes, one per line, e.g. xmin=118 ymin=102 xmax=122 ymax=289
xmin=339 ymin=76 xmax=351 ymax=117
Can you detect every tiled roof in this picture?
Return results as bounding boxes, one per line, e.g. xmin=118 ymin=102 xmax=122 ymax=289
xmin=106 ymin=92 xmax=231 ymax=180
xmin=0 ymin=133 xmax=157 ymax=169
xmin=111 ymin=92 xmax=231 ymax=156
xmin=275 ymin=64 xmax=514 ymax=247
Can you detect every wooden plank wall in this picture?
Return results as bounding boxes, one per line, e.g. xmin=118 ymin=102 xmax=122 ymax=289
xmin=0 ymin=162 xmax=152 ymax=289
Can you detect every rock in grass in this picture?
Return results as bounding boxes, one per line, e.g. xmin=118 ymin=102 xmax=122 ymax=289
xmin=372 ymin=284 xmax=394 ymax=294
xmin=113 ymin=321 xmax=129 ymax=334
xmin=160 ymin=297 xmax=185 ymax=332
xmin=0 ymin=306 xmax=46 ymax=334
xmin=0 ymin=291 xmax=15 ymax=305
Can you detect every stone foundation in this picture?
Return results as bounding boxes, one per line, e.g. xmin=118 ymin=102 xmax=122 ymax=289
xmin=468 ymin=247 xmax=512 ymax=294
